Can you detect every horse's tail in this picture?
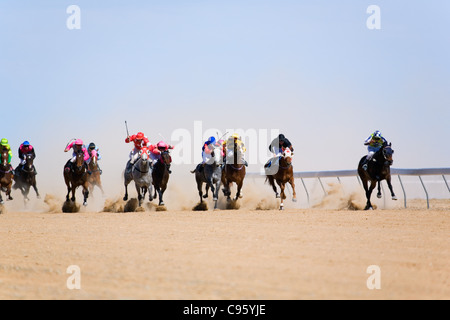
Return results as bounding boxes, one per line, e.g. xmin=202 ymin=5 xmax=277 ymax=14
xmin=190 ymin=168 xmax=196 ymax=174
xmin=265 ymin=175 xmax=275 ymax=188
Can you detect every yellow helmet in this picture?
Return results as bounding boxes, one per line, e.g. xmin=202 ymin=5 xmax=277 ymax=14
xmin=1 ymin=138 xmax=8 ymax=146
xmin=231 ymin=133 xmax=240 ymax=139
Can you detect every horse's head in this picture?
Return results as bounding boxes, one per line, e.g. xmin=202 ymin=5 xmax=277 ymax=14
xmin=25 ymin=153 xmax=34 ymax=169
xmin=139 ymin=147 xmax=150 ymax=162
xmin=282 ymin=147 xmax=293 ymax=165
xmin=382 ymin=143 xmax=394 ymax=165
xmin=74 ymin=149 xmax=85 ymax=170
xmin=160 ymin=150 xmax=172 ymax=165
xmin=1 ymin=148 xmax=8 ymax=167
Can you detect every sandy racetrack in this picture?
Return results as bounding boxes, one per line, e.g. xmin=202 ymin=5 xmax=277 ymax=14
xmin=0 ymin=198 xmax=448 ymax=300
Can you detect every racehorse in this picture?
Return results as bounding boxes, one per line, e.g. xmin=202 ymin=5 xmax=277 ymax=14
xmin=265 ymin=147 xmax=297 ymax=210
xmin=123 ymin=147 xmax=153 ymax=207
xmin=87 ymin=151 xmax=104 ymax=196
xmin=221 ymin=142 xmax=246 ymax=202
xmin=64 ymin=149 xmax=90 ymax=206
xmin=191 ymin=144 xmax=223 ymax=209
xmin=357 ymin=142 xmax=397 ymax=210
xmin=0 ymin=148 xmax=14 ymax=204
xmin=152 ymin=150 xmax=171 ymax=206
xmin=13 ymin=153 xmax=40 ymax=202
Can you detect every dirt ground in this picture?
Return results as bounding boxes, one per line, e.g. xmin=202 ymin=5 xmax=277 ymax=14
xmin=0 ymin=197 xmax=448 ymax=300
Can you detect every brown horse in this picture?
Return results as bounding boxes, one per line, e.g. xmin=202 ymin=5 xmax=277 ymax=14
xmin=64 ymin=149 xmax=90 ymax=206
xmin=358 ymin=142 xmax=397 ymax=210
xmin=221 ymin=143 xmax=246 ymax=201
xmin=152 ymin=150 xmax=171 ymax=206
xmin=87 ymin=153 xmax=104 ymax=196
xmin=0 ymin=148 xmax=14 ymax=204
xmin=265 ymin=147 xmax=297 ymax=210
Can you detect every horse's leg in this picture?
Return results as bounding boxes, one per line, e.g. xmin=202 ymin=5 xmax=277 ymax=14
xmin=365 ymin=180 xmax=377 ymax=210
xmin=158 ymin=188 xmax=164 ymax=206
xmin=377 ymin=181 xmax=382 ymax=198
xmin=0 ymin=191 xmax=3 ymax=204
xmin=235 ymin=180 xmax=244 ymax=201
xmin=289 ymin=176 xmax=297 ymax=202
xmin=136 ymin=185 xmax=143 ymax=206
xmin=148 ymin=185 xmax=153 ymax=202
xmin=386 ymin=176 xmax=397 ymax=200
xmin=71 ymin=185 xmax=76 ymax=202
xmin=197 ymin=181 xmax=203 ymax=203
xmin=33 ymin=181 xmax=40 ymax=199
xmin=213 ymin=180 xmax=221 ymax=209
xmin=267 ymin=176 xmax=279 ymax=198
xmin=279 ymin=181 xmax=286 ymax=210
xmin=203 ymin=184 xmax=209 ymax=199
xmin=83 ymin=185 xmax=89 ymax=206
xmin=123 ymin=179 xmax=129 ymax=201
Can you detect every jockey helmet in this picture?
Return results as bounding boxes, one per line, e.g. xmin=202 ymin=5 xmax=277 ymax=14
xmin=23 ymin=141 xmax=30 ymax=146
xmin=1 ymin=138 xmax=9 ymax=146
xmin=207 ymin=136 xmax=216 ymax=144
xmin=75 ymin=139 xmax=83 ymax=146
xmin=88 ymin=143 xmax=96 ymax=150
xmin=218 ymin=139 xmax=225 ymax=145
xmin=373 ymin=131 xmax=382 ymax=140
xmin=136 ymin=132 xmax=144 ymax=140
xmin=157 ymin=141 xmax=167 ymax=149
xmin=231 ymin=133 xmax=240 ymax=140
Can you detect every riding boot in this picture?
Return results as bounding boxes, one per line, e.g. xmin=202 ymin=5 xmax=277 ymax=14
xmin=244 ymin=160 xmax=248 ymax=167
xmin=10 ymin=164 xmax=15 ymax=175
xmin=362 ymin=158 xmax=369 ymax=171
xmin=126 ymin=161 xmax=133 ymax=174
xmin=85 ymin=162 xmax=92 ymax=175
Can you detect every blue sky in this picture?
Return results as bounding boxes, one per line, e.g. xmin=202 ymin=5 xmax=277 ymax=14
xmin=1 ymin=0 xmax=449 ymax=190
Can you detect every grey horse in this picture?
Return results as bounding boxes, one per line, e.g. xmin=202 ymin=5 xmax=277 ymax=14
xmin=123 ymin=148 xmax=153 ymax=207
xmin=191 ymin=144 xmax=223 ymax=209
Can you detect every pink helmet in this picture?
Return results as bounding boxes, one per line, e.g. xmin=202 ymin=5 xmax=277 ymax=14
xmin=75 ymin=139 xmax=83 ymax=146
xmin=157 ymin=141 xmax=167 ymax=149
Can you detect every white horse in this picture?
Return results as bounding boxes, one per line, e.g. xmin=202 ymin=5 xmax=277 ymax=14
xmin=123 ymin=147 xmax=153 ymax=207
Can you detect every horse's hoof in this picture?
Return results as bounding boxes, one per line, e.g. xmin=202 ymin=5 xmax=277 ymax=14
xmin=83 ymin=202 xmax=87 ymax=206
xmin=377 ymin=194 xmax=382 ymax=199
xmin=0 ymin=201 xmax=4 ymax=205
xmin=238 ymin=195 xmax=243 ymax=199
xmin=275 ymin=194 xmax=280 ymax=198
xmin=392 ymin=196 xmax=398 ymax=200
xmin=292 ymin=198 xmax=297 ymax=202
xmin=213 ymin=197 xmax=217 ymax=201
xmin=203 ymin=194 xmax=208 ymax=199
xmin=8 ymin=197 xmax=13 ymax=201
xmin=123 ymin=196 xmax=128 ymax=201
xmin=279 ymin=206 xmax=284 ymax=211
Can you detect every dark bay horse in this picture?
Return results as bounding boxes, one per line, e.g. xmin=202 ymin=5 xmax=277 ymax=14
xmin=0 ymin=148 xmax=14 ymax=204
xmin=123 ymin=147 xmax=153 ymax=207
xmin=222 ymin=143 xmax=246 ymax=202
xmin=64 ymin=149 xmax=90 ymax=206
xmin=191 ymin=144 xmax=223 ymax=209
xmin=13 ymin=153 xmax=40 ymax=202
xmin=265 ymin=147 xmax=297 ymax=210
xmin=87 ymin=152 xmax=104 ymax=196
xmin=152 ymin=150 xmax=171 ymax=206
xmin=358 ymin=142 xmax=397 ymax=210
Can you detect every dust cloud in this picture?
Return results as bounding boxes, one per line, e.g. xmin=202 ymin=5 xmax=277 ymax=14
xmin=312 ymin=183 xmax=366 ymax=210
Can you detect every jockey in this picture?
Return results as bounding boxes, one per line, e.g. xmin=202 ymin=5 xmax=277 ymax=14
xmin=265 ymin=134 xmax=294 ymax=168
xmin=226 ymin=133 xmax=248 ymax=166
xmin=362 ymin=130 xmax=387 ymax=171
xmin=149 ymin=141 xmax=174 ymax=173
xmin=64 ymin=138 xmax=91 ymax=174
xmin=16 ymin=141 xmax=37 ymax=176
xmin=125 ymin=132 xmax=150 ymax=172
xmin=0 ymin=138 xmax=14 ymax=174
xmin=87 ymin=142 xmax=102 ymax=173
